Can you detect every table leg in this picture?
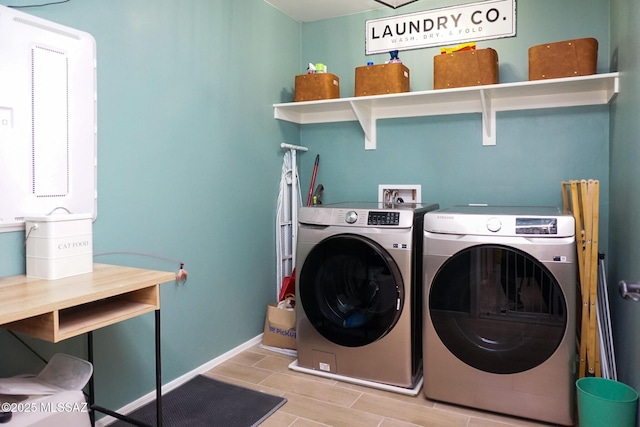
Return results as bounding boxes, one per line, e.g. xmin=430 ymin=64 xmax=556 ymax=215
xmin=88 ymin=331 xmax=95 ymax=427
xmin=86 ymin=312 xmax=162 ymax=427
xmin=155 ymin=309 xmax=162 ymax=427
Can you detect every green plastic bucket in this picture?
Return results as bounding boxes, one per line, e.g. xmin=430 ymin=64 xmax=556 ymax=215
xmin=576 ymin=377 xmax=638 ymax=427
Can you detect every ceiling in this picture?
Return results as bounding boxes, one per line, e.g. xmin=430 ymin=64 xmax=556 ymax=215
xmin=265 ymin=0 xmax=388 ymax=22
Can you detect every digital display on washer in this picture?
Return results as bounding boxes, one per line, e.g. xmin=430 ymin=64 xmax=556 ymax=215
xmin=368 ymin=211 xmax=400 ymax=225
xmin=515 ymin=218 xmax=558 ymax=234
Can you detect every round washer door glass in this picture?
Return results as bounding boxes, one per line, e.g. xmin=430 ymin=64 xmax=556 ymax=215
xmin=300 ymin=234 xmax=404 ymax=347
xmin=429 ymin=244 xmax=567 ymax=374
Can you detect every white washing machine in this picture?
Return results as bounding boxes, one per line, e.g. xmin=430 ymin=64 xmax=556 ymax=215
xmin=294 ymin=202 xmax=439 ymax=391
xmin=423 ymin=206 xmax=577 ymax=426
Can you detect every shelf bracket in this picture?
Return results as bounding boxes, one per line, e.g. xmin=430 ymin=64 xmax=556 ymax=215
xmin=349 ymin=101 xmax=377 ymax=150
xmin=479 ymin=89 xmax=496 ymax=146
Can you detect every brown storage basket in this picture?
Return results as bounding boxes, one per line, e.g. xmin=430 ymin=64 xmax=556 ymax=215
xmin=354 ymin=63 xmax=410 ymax=97
xmin=528 ymin=38 xmax=598 ymax=81
xmin=294 ymin=73 xmax=340 ymax=102
xmin=433 ymin=48 xmax=499 ymax=90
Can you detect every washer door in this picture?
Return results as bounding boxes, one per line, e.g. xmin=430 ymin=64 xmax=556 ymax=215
xmin=429 ymin=244 xmax=567 ymax=374
xmin=299 ymin=234 xmax=404 ymax=347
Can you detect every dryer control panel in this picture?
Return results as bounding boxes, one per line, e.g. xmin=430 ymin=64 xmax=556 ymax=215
xmin=424 ymin=205 xmax=575 ymax=237
xmin=516 ymin=217 xmax=558 ymax=234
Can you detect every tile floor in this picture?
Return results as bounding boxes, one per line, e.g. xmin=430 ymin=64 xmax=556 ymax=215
xmin=204 ymin=344 xmax=570 ymax=427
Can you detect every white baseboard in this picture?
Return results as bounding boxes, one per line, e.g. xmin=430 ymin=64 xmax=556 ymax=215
xmin=98 ymin=334 xmax=263 ymax=426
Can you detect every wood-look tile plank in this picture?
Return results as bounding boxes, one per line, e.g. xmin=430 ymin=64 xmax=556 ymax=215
xmin=468 ymin=418 xmax=519 ymax=427
xmin=291 ymin=418 xmax=335 ymax=427
xmin=338 ymin=381 xmax=435 ymax=408
xmin=259 ymin=409 xmax=298 ymax=427
xmin=205 ymin=360 xmax=272 ymax=384
xmin=434 ymin=402 xmax=558 ymax=427
xmin=278 ymin=393 xmax=385 ymax=427
xmin=352 ymin=392 xmax=470 ymax=427
xmin=211 ymin=345 xmax=566 ymax=427
xmin=255 ymin=354 xmax=296 ymax=372
xmin=227 ymin=350 xmax=267 ymax=367
xmin=261 ymin=372 xmax=362 ymax=407
xmin=379 ymin=419 xmax=424 ymax=427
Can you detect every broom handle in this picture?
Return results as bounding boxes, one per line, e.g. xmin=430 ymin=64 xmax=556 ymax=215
xmin=307 ymin=155 xmax=319 ymax=206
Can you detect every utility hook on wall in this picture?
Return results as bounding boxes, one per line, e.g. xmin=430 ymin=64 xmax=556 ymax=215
xmin=619 ymin=280 xmax=640 ymax=301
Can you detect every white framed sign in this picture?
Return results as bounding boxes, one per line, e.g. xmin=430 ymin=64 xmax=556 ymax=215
xmin=365 ymin=0 xmax=516 ymax=55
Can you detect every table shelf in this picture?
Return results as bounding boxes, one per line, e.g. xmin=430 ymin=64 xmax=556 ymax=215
xmin=0 ymin=264 xmax=174 ymax=343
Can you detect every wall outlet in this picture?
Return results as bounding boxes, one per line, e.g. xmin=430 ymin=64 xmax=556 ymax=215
xmin=378 ymin=185 xmax=421 ymax=206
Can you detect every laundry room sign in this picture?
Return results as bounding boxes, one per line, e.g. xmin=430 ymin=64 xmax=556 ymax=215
xmin=365 ymin=0 xmax=516 ymax=55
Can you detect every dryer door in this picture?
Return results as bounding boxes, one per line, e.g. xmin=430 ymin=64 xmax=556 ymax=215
xmin=429 ymin=244 xmax=567 ymax=374
xmin=299 ymin=234 xmax=404 ymax=347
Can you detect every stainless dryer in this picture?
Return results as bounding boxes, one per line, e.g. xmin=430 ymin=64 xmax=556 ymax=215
xmin=295 ymin=202 xmax=438 ymax=389
xmin=423 ymin=205 xmax=576 ymax=426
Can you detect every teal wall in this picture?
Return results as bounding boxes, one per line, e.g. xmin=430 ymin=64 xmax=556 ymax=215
xmin=610 ymin=0 xmax=640 ymax=424
xmin=4 ymin=0 xmax=640 ymax=424
xmin=0 ymin=0 xmax=300 ymax=415
xmin=295 ymin=0 xmax=610 ymax=249
xmin=300 ymin=0 xmax=611 ymax=92
xmin=295 ymin=0 xmax=640 ymax=425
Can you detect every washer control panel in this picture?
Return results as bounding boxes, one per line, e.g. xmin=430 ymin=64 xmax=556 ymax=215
xmin=368 ymin=211 xmax=400 ymax=226
xmin=297 ymin=203 xmax=426 ymax=228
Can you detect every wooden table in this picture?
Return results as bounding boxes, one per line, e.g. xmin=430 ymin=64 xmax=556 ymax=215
xmin=0 ymin=263 xmax=176 ymax=426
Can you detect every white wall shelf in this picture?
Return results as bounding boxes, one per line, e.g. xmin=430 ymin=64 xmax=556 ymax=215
xmin=273 ymin=72 xmax=619 ymax=149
